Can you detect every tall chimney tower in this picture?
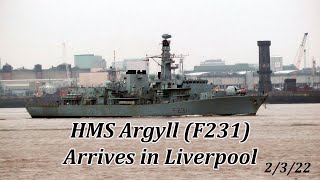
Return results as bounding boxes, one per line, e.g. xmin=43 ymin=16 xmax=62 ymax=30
xmin=257 ymin=41 xmax=272 ymax=93
xmin=34 ymin=64 xmax=43 ymax=79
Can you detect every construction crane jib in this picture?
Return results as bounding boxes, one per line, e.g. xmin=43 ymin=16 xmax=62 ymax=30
xmin=294 ymin=33 xmax=308 ymax=70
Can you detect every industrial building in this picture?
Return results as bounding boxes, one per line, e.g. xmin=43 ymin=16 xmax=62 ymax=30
xmin=186 ymin=68 xmax=320 ymax=91
xmin=112 ymin=58 xmax=149 ymax=74
xmin=74 ymin=54 xmax=106 ymax=69
xmin=0 ymin=63 xmax=90 ymax=80
xmin=79 ymin=72 xmax=109 ymax=87
xmin=0 ymin=59 xmax=149 ymax=95
xmin=187 ymin=69 xmax=319 ymax=90
xmin=0 ymin=63 xmax=89 ymax=96
xmin=270 ymin=56 xmax=283 ymax=72
xmin=192 ymin=63 xmax=256 ymax=74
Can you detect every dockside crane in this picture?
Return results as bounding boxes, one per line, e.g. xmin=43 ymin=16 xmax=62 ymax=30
xmin=290 ymin=33 xmax=309 ymax=85
xmin=294 ymin=33 xmax=308 ymax=70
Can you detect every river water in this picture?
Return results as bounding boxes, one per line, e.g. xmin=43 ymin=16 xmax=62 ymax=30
xmin=0 ymin=104 xmax=319 ymax=179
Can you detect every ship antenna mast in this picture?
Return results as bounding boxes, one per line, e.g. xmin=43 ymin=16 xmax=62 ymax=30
xmin=312 ymin=57 xmax=316 ymax=87
xmin=113 ymin=50 xmax=116 ymax=67
xmin=178 ymin=53 xmax=188 ymax=75
xmin=179 ymin=55 xmax=184 ymax=74
xmin=62 ymin=42 xmax=71 ymax=86
xmin=112 ymin=50 xmax=116 ymax=83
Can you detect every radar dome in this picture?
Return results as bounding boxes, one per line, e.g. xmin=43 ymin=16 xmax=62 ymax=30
xmin=162 ymin=34 xmax=172 ymax=39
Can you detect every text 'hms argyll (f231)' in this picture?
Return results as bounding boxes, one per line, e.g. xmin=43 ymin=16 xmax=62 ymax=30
xmin=69 ymin=121 xmax=250 ymax=143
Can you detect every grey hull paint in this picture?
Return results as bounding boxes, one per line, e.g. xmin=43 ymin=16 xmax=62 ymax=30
xmin=26 ymin=95 xmax=267 ymax=118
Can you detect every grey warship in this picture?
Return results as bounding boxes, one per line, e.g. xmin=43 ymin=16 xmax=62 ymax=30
xmin=26 ymin=34 xmax=267 ymax=118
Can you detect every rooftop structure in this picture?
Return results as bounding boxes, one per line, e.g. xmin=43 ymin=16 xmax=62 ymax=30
xmin=200 ymin=59 xmax=225 ymax=66
xmin=270 ymin=56 xmax=283 ymax=72
xmin=193 ymin=63 xmax=255 ymax=74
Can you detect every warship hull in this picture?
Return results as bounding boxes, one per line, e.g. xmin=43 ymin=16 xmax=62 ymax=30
xmin=26 ymin=95 xmax=267 ymax=118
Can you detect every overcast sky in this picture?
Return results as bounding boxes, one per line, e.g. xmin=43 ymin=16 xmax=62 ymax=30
xmin=0 ymin=0 xmax=319 ymax=71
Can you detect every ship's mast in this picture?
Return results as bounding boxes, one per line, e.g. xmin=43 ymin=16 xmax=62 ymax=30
xmin=311 ymin=57 xmax=316 ymax=87
xmin=110 ymin=50 xmax=117 ymax=84
xmin=161 ymin=34 xmax=173 ymax=80
xmin=179 ymin=55 xmax=184 ymax=74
